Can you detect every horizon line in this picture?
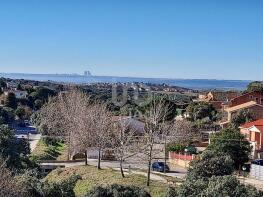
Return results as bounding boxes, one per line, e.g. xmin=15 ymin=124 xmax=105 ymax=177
xmin=0 ymin=72 xmax=255 ymax=82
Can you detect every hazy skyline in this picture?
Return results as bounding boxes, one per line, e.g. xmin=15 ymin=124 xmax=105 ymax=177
xmin=0 ymin=0 xmax=263 ymax=80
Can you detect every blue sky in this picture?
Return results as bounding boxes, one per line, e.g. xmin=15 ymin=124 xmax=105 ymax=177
xmin=0 ymin=0 xmax=262 ymax=80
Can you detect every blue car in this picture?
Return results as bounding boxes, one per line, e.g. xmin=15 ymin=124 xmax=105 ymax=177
xmin=152 ymin=162 xmax=170 ymax=172
xmin=252 ymin=159 xmax=263 ymax=166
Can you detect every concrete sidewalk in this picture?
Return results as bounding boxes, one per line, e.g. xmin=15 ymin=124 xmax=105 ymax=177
xmin=238 ymin=176 xmax=263 ymax=190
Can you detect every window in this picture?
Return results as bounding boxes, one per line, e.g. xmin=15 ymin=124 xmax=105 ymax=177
xmin=256 ymin=97 xmax=259 ymax=103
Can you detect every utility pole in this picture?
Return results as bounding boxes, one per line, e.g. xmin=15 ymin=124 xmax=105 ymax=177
xmin=164 ymin=135 xmax=167 ymax=174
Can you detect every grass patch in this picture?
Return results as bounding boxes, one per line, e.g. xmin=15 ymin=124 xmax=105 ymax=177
xmin=46 ymin=165 xmax=171 ymax=197
xmin=30 ymin=139 xmax=67 ymax=161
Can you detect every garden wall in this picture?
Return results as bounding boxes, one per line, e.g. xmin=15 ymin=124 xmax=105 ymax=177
xmin=169 ymin=152 xmax=195 ymax=168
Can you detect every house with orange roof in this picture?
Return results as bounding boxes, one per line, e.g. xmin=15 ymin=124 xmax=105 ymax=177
xmin=198 ymin=91 xmax=240 ymax=111
xmin=240 ymin=119 xmax=263 ymax=159
xmin=220 ymin=101 xmax=263 ymax=128
xmin=220 ymin=91 xmax=263 ymax=128
xmin=229 ymin=91 xmax=263 ymax=108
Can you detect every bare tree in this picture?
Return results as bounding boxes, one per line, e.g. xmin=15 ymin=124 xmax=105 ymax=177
xmin=140 ymin=97 xmax=171 ymax=186
xmin=38 ymin=89 xmax=93 ymax=161
xmin=88 ymin=102 xmax=114 ymax=169
xmin=0 ymin=159 xmax=22 ymax=197
xmin=38 ymin=89 xmax=115 ymax=168
xmin=168 ymin=120 xmax=199 ymax=144
xmin=112 ymin=117 xmax=143 ymax=178
xmin=138 ymin=96 xmax=199 ymax=186
xmin=162 ymin=120 xmax=199 ymax=173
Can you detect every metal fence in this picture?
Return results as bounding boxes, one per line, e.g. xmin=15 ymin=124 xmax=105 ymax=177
xmin=169 ymin=152 xmax=194 ymax=161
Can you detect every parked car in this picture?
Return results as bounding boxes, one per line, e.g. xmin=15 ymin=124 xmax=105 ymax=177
xmin=151 ymin=162 xmax=170 ymax=172
xmin=252 ymin=159 xmax=263 ymax=166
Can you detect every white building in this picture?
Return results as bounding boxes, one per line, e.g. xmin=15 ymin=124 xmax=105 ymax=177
xmin=4 ymin=90 xmax=28 ymax=99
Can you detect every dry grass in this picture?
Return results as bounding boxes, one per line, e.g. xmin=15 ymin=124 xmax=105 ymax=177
xmin=30 ymin=140 xmax=67 ymax=161
xmin=46 ymin=165 xmax=171 ymax=197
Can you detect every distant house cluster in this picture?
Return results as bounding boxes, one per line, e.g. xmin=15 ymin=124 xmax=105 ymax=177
xmin=221 ymin=91 xmax=263 ymax=127
xmin=199 ymin=90 xmax=263 ymax=159
xmin=240 ymin=119 xmax=263 ymax=159
xmin=0 ymin=81 xmax=29 ymax=105
xmin=4 ymin=90 xmax=28 ymax=99
xmin=198 ymin=91 xmax=240 ymax=110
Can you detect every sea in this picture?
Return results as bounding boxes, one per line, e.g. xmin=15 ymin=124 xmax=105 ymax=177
xmin=0 ymin=73 xmax=252 ymax=91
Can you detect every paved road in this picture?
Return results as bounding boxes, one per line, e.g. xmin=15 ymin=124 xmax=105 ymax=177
xmin=40 ymin=159 xmax=263 ymax=189
xmin=16 ymin=133 xmax=42 ymax=152
xmin=40 ymin=158 xmax=187 ymax=179
xmin=13 ymin=125 xmax=38 ymax=135
xmin=13 ymin=125 xmax=41 ymax=152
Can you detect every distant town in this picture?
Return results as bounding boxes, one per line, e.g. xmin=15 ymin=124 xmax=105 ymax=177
xmin=1 ymin=75 xmax=263 ymax=196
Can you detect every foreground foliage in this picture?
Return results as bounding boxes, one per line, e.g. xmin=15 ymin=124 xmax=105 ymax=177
xmin=15 ymin=170 xmax=81 ymax=197
xmin=209 ymin=127 xmax=251 ymax=169
xmin=0 ymin=159 xmax=23 ymax=197
xmin=46 ymin=165 xmax=170 ymax=197
xmin=85 ymin=184 xmax=151 ymax=197
xmin=0 ymin=125 xmax=33 ymax=169
xmin=177 ymin=175 xmax=263 ymax=197
xmin=187 ymin=150 xmax=234 ymax=181
xmin=176 ymin=149 xmax=262 ymax=197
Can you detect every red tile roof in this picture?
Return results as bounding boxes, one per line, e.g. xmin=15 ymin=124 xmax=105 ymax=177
xmin=226 ymin=101 xmax=263 ymax=112
xmin=241 ymin=119 xmax=263 ymax=129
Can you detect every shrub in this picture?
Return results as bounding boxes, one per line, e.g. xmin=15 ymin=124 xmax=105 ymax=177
xmin=165 ymin=187 xmax=177 ymax=197
xmin=204 ymin=175 xmax=263 ymax=196
xmin=85 ymin=184 xmax=151 ymax=197
xmin=209 ymin=127 xmax=251 ymax=169
xmin=178 ymin=175 xmax=263 ymax=197
xmin=42 ymin=137 xmax=63 ymax=146
xmin=17 ymin=171 xmax=81 ymax=197
xmin=185 ymin=145 xmax=197 ymax=155
xmin=187 ymin=150 xmax=234 ymax=181
xmin=15 ymin=169 xmax=42 ymax=197
xmin=177 ymin=178 xmax=208 ymax=197
xmin=0 ymin=159 xmax=24 ymax=197
xmin=167 ymin=144 xmax=186 ymax=154
xmin=0 ymin=125 xmax=32 ymax=169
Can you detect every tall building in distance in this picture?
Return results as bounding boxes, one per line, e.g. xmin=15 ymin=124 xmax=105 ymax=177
xmin=84 ymin=70 xmax=92 ymax=77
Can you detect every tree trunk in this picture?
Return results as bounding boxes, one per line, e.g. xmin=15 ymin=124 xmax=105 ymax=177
xmin=98 ymin=148 xmax=101 ymax=170
xmin=67 ymin=150 xmax=71 ymax=161
xmin=147 ymin=145 xmax=153 ymax=187
xmin=164 ymin=137 xmax=167 ymax=174
xmin=67 ymin=132 xmax=72 ymax=161
xmin=120 ymin=157 xmax=125 ymax=178
xmin=85 ymin=150 xmax=88 ymax=165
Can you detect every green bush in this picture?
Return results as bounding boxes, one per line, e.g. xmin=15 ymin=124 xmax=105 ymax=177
xmin=209 ymin=127 xmax=251 ymax=169
xmin=17 ymin=171 xmax=81 ymax=197
xmin=42 ymin=137 xmax=64 ymax=146
xmin=167 ymin=144 xmax=186 ymax=153
xmin=0 ymin=125 xmax=32 ymax=169
xmin=165 ymin=187 xmax=177 ymax=197
xmin=187 ymin=150 xmax=234 ymax=181
xmin=85 ymin=184 xmax=151 ymax=197
xmin=185 ymin=145 xmax=197 ymax=155
xmin=177 ymin=175 xmax=263 ymax=197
